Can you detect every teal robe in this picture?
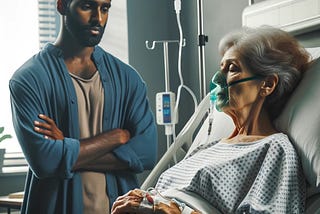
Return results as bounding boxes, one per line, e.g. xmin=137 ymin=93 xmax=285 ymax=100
xmin=9 ymin=44 xmax=158 ymax=214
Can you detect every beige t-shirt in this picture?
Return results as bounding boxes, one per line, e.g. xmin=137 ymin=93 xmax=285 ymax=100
xmin=70 ymin=71 xmax=109 ymax=214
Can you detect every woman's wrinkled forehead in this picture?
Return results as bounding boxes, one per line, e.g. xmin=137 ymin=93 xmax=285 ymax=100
xmin=220 ymin=47 xmax=240 ymax=67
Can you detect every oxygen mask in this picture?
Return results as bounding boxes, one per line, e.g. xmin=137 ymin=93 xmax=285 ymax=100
xmin=210 ymin=71 xmax=263 ymax=112
xmin=210 ymin=71 xmax=228 ymax=112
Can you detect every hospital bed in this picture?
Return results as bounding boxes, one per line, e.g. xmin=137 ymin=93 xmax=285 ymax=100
xmin=141 ymin=47 xmax=320 ymax=213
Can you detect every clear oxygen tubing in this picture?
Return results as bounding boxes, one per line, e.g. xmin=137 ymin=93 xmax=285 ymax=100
xmin=204 ymin=81 xmax=217 ymax=145
xmin=171 ymin=0 xmax=198 ymax=163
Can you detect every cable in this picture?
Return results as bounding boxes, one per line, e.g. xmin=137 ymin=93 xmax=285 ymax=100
xmin=170 ymin=0 xmax=198 ymax=163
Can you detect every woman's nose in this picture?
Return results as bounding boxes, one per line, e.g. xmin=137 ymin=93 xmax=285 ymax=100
xmin=212 ymin=71 xmax=228 ymax=88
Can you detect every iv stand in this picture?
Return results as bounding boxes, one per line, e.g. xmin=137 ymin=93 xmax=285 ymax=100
xmin=146 ymin=39 xmax=186 ymax=92
xmin=145 ymin=39 xmax=186 ymax=152
xmin=197 ymin=0 xmax=208 ymax=100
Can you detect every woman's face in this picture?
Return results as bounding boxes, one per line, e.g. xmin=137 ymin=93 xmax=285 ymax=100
xmin=216 ymin=47 xmax=262 ymax=113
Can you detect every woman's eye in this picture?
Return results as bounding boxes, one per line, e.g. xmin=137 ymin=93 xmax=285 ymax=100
xmin=228 ymin=64 xmax=239 ymax=72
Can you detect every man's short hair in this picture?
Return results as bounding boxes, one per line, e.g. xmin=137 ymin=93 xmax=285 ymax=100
xmin=57 ymin=0 xmax=71 ymax=15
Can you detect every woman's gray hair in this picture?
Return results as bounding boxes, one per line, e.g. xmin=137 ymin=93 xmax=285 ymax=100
xmin=218 ymin=26 xmax=311 ymax=120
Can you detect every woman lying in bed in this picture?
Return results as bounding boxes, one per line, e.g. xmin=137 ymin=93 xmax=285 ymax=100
xmin=109 ymin=26 xmax=313 ymax=214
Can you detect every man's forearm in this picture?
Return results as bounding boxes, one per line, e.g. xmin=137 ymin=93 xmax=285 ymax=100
xmin=73 ymin=152 xmax=129 ymax=172
xmin=73 ymin=129 xmax=130 ymax=170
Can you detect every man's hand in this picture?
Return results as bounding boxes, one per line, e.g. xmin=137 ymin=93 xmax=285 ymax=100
xmin=34 ymin=114 xmax=64 ymax=140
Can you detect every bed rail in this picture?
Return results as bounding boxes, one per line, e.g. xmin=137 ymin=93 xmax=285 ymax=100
xmin=141 ymin=94 xmax=210 ymax=190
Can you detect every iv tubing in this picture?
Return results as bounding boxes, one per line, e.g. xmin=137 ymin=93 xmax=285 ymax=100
xmin=173 ymin=0 xmax=198 ymax=135
xmin=171 ymin=0 xmax=198 ymax=163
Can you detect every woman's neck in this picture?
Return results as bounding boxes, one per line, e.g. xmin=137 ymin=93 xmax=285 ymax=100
xmin=225 ymin=107 xmax=278 ymax=143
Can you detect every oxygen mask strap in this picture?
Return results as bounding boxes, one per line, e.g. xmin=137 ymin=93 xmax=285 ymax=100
xmin=228 ymin=75 xmax=263 ymax=87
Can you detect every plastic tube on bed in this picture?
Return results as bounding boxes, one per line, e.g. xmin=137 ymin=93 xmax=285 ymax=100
xmin=207 ymin=80 xmax=217 ymax=136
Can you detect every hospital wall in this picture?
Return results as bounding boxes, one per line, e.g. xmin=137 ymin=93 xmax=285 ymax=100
xmin=297 ymin=30 xmax=320 ymax=47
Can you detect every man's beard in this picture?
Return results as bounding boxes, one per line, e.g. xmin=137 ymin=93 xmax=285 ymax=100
xmin=65 ymin=12 xmax=106 ymax=47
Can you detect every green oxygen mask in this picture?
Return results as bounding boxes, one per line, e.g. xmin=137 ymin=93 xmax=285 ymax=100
xmin=210 ymin=71 xmax=263 ymax=112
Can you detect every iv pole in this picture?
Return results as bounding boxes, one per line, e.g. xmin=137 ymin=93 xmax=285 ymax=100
xmin=197 ymin=0 xmax=208 ymax=100
xmin=145 ymin=40 xmax=185 ymax=92
xmin=145 ymin=39 xmax=186 ymax=152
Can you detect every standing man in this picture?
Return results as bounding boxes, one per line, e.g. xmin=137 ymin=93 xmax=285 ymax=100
xmin=9 ymin=0 xmax=158 ymax=213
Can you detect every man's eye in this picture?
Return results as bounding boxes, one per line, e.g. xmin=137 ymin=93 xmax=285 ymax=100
xmin=101 ymin=3 xmax=111 ymax=13
xmin=102 ymin=6 xmax=110 ymax=13
xmin=81 ymin=4 xmax=91 ymax=10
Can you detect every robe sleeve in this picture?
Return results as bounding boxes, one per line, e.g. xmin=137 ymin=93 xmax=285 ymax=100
xmin=9 ymin=67 xmax=79 ymax=179
xmin=112 ymin=70 xmax=158 ymax=173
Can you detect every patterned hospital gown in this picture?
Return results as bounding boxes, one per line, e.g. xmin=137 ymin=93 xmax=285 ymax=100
xmin=155 ymin=133 xmax=306 ymax=213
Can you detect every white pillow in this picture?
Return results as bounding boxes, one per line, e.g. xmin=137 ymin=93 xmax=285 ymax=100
xmin=275 ymin=57 xmax=320 ymax=187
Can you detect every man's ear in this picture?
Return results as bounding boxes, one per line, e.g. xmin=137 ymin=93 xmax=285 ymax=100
xmin=260 ymin=74 xmax=279 ymax=97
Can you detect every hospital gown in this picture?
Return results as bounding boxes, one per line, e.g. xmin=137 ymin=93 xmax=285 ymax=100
xmin=155 ymin=133 xmax=305 ymax=213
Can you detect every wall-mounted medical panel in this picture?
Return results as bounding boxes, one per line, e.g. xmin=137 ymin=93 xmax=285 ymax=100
xmin=242 ymin=0 xmax=320 ymax=35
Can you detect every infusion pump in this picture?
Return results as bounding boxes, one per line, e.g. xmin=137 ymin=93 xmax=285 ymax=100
xmin=156 ymin=92 xmax=178 ymax=125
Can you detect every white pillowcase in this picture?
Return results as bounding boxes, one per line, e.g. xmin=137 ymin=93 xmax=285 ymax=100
xmin=275 ymin=57 xmax=320 ymax=187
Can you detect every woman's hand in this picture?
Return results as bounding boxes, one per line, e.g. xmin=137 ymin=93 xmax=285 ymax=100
xmin=154 ymin=201 xmax=181 ymax=214
xmin=111 ymin=189 xmax=145 ymax=214
xmin=111 ymin=189 xmax=196 ymax=214
xmin=34 ymin=114 xmax=64 ymax=140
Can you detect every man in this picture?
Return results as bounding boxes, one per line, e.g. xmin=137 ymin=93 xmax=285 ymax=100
xmin=9 ymin=0 xmax=158 ymax=213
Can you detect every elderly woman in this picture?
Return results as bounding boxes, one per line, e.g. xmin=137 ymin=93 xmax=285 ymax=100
xmin=110 ymin=26 xmax=312 ymax=214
